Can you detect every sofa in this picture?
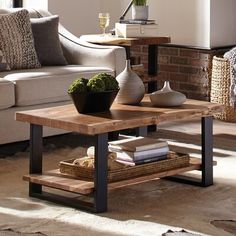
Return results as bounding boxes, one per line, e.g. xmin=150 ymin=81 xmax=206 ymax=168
xmin=0 ymin=8 xmax=126 ymax=145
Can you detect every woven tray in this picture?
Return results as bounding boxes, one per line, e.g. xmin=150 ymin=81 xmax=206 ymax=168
xmin=59 ymin=152 xmax=190 ymax=183
xmin=211 ymin=56 xmax=236 ymax=122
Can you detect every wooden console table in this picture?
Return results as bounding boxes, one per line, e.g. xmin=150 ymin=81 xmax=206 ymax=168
xmin=16 ymin=97 xmax=223 ymax=213
xmin=80 ymin=35 xmax=171 ymax=93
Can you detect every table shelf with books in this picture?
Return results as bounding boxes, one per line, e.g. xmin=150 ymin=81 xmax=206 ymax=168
xmin=23 ymin=156 xmax=210 ymax=197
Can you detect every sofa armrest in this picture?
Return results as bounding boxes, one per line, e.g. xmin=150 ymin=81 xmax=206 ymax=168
xmin=58 ymin=26 xmax=126 ymax=76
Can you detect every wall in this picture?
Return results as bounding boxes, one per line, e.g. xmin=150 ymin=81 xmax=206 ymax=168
xmin=48 ymin=0 xmax=122 ymax=37
xmin=36 ymin=0 xmax=236 ymax=47
xmin=210 ymin=0 xmax=236 ymax=47
xmin=23 ymin=0 xmax=48 ymax=9
xmin=48 ymin=0 xmax=101 ymax=36
xmin=122 ymin=0 xmax=236 ymax=48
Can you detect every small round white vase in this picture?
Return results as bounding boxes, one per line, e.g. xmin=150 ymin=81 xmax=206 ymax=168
xmin=150 ymin=81 xmax=186 ymax=107
xmin=115 ymin=60 xmax=145 ymax=105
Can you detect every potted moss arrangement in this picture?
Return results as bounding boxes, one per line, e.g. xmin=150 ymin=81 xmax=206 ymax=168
xmin=68 ymin=73 xmax=119 ymax=113
xmin=132 ymin=0 xmax=148 ymax=20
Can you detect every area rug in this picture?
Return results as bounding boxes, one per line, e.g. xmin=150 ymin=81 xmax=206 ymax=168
xmin=0 ymin=123 xmax=235 ymax=236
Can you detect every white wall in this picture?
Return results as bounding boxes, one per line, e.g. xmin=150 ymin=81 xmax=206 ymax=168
xmin=210 ymin=0 xmax=236 ymax=47
xmin=122 ymin=0 xmax=210 ymax=48
xmin=23 ymin=0 xmax=48 ymax=10
xmin=48 ymin=0 xmax=101 ymax=36
xmin=46 ymin=0 xmax=236 ymax=48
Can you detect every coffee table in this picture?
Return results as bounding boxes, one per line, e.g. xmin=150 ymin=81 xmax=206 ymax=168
xmin=16 ymin=96 xmax=223 ymax=213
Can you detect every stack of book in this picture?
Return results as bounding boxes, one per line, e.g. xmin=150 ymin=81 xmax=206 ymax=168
xmin=108 ymin=136 xmax=169 ymax=166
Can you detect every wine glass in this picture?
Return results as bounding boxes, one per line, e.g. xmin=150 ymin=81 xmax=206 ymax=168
xmin=98 ymin=13 xmax=110 ymax=36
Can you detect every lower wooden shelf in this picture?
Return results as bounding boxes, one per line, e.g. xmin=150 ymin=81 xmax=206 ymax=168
xmin=23 ymin=158 xmax=215 ymax=195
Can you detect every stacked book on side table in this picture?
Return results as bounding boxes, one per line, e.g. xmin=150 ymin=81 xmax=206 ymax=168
xmin=109 ymin=136 xmax=169 ymax=166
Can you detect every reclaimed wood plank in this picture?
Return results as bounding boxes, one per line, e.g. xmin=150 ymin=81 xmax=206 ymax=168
xmin=23 ymin=158 xmax=216 ymax=194
xmin=16 ymin=96 xmax=224 ymax=135
xmin=23 ymin=174 xmax=94 ymax=195
xmin=80 ymin=35 xmax=171 ymax=47
xmin=108 ymin=157 xmax=217 ymax=189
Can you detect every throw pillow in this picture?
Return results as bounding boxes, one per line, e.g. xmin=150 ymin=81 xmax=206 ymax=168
xmin=0 ymin=9 xmax=41 ymax=70
xmin=30 ymin=15 xmax=68 ymax=66
xmin=0 ymin=50 xmax=10 ymax=71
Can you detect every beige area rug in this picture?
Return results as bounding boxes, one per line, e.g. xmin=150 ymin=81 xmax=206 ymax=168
xmin=0 ymin=121 xmax=236 ymax=236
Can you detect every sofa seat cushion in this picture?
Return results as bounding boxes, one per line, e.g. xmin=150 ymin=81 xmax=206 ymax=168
xmin=1 ymin=65 xmax=113 ymax=106
xmin=0 ymin=78 xmax=15 ymax=109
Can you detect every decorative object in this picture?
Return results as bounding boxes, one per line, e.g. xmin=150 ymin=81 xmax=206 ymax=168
xmin=0 ymin=9 xmax=41 ymax=70
xmin=211 ymin=56 xmax=236 ymax=122
xmin=68 ymin=73 xmax=119 ymax=113
xmin=59 ymin=152 xmax=190 ymax=183
xmin=30 ymin=15 xmax=68 ymax=66
xmin=115 ymin=23 xmax=158 ymax=38
xmin=132 ymin=0 xmax=148 ymax=20
xmin=150 ymin=81 xmax=186 ymax=107
xmin=98 ymin=13 xmax=110 ymax=36
xmin=115 ymin=59 xmax=145 ymax=105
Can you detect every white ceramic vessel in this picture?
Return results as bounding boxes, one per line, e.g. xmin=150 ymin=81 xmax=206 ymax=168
xmin=132 ymin=5 xmax=149 ymax=20
xmin=115 ymin=60 xmax=145 ymax=105
xmin=150 ymin=81 xmax=186 ymax=107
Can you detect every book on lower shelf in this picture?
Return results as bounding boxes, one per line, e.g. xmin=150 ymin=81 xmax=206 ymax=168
xmin=109 ymin=146 xmax=169 ymax=161
xmin=108 ymin=136 xmax=168 ymax=152
xmin=116 ymin=155 xmax=167 ymax=166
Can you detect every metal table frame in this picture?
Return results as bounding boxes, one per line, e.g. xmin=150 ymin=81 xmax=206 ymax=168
xmin=28 ymin=116 xmax=213 ymax=213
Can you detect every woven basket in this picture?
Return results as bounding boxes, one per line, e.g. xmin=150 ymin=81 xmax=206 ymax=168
xmin=211 ymin=56 xmax=236 ymax=122
xmin=59 ymin=152 xmax=190 ymax=183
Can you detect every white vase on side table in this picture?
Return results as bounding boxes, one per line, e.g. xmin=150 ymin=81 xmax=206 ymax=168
xmin=150 ymin=81 xmax=186 ymax=107
xmin=115 ymin=60 xmax=145 ymax=105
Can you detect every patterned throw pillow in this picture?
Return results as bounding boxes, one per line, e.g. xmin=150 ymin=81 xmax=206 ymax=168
xmin=0 ymin=50 xmax=10 ymax=71
xmin=0 ymin=9 xmax=41 ymax=70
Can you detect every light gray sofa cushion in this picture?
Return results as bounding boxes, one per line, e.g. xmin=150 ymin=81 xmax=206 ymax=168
xmin=0 ymin=78 xmax=15 ymax=109
xmin=2 ymin=65 xmax=113 ymax=106
xmin=30 ymin=15 xmax=68 ymax=66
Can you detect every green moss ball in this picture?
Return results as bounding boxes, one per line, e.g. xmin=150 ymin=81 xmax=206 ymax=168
xmin=67 ymin=78 xmax=88 ymax=94
xmin=87 ymin=77 xmax=106 ymax=92
xmin=91 ymin=73 xmax=119 ymax=91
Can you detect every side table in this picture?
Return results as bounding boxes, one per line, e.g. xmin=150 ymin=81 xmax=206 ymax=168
xmin=80 ymin=35 xmax=171 ymax=93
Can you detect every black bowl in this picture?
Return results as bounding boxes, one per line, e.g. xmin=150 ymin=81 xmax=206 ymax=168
xmin=69 ymin=90 xmax=118 ymax=114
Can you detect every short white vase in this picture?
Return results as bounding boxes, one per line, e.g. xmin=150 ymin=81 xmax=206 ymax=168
xmin=131 ymin=5 xmax=149 ymax=20
xmin=150 ymin=81 xmax=186 ymax=107
xmin=115 ymin=60 xmax=145 ymax=105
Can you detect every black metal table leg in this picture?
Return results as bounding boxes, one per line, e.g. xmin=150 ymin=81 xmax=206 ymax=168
xmin=201 ymin=116 xmax=213 ymax=186
xmin=28 ymin=127 xmax=109 ymax=212
xmin=135 ymin=126 xmax=148 ymax=137
xmin=94 ymin=133 xmax=108 ymax=213
xmin=166 ymin=116 xmax=213 ymax=187
xmin=29 ymin=124 xmax=43 ymax=195
xmin=148 ymin=45 xmax=158 ymax=132
xmin=148 ymin=45 xmax=158 ymax=93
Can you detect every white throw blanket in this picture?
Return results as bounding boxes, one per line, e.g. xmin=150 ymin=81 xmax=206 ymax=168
xmin=224 ymin=48 xmax=236 ymax=107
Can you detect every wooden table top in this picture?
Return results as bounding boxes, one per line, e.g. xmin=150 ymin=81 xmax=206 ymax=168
xmin=80 ymin=34 xmax=171 ymax=47
xmin=16 ymin=96 xmax=223 ymax=135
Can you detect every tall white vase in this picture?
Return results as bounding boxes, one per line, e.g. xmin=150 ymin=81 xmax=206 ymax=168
xmin=149 ymin=81 xmax=186 ymax=107
xmin=115 ymin=60 xmax=145 ymax=105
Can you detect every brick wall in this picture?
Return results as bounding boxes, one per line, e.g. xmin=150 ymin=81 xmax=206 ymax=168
xmin=131 ymin=45 xmax=231 ymax=101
